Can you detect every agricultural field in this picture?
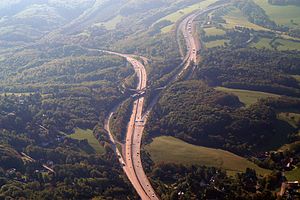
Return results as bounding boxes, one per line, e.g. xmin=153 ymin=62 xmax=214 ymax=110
xmin=275 ymin=38 xmax=300 ymax=51
xmin=277 ymin=112 xmax=300 ymax=129
xmin=101 ymin=15 xmax=123 ymax=30
xmin=68 ymin=128 xmax=105 ymax=154
xmin=250 ymin=37 xmax=300 ymax=51
xmin=222 ymin=7 xmax=268 ymax=31
xmin=161 ymin=25 xmax=173 ymax=33
xmin=156 ymin=0 xmax=218 ymax=32
xmin=203 ymin=27 xmax=225 ymax=36
xmin=145 ymin=136 xmax=270 ymax=175
xmin=250 ymin=37 xmax=273 ymax=49
xmin=254 ymin=0 xmax=300 ymax=29
xmin=279 ymin=141 xmax=300 ymax=152
xmin=285 ymin=167 xmax=300 ymax=181
xmin=201 ymin=5 xmax=300 ymax=51
xmin=205 ymin=39 xmax=229 ymax=48
xmin=215 ymin=87 xmax=280 ymax=106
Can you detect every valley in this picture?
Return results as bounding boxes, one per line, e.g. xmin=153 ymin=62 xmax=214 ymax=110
xmin=0 ymin=0 xmax=300 ymax=199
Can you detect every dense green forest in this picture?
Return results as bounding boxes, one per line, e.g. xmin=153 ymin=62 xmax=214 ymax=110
xmin=144 ymin=1 xmax=300 ymax=196
xmin=196 ymin=48 xmax=300 ymax=96
xmin=1 ymin=0 xmax=300 ymax=199
xmin=233 ymin=0 xmax=280 ymax=31
xmin=110 ymin=98 xmax=133 ymax=142
xmin=146 ymin=80 xmax=300 ymax=155
xmin=0 ymin=0 xmax=193 ymax=198
xmin=0 ymin=94 xmax=137 ymax=199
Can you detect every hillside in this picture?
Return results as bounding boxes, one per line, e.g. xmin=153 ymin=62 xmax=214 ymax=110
xmin=1 ymin=0 xmax=300 ymax=199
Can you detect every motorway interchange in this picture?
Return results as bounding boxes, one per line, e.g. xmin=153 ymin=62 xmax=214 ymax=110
xmin=102 ymin=4 xmax=225 ymax=200
xmin=103 ymin=52 xmax=158 ymax=199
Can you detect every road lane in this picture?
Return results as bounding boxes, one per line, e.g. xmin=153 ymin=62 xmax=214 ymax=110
xmin=177 ymin=5 xmax=226 ymax=79
xmin=101 ymin=51 xmax=158 ymax=200
xmin=100 ymin=4 xmax=227 ymax=200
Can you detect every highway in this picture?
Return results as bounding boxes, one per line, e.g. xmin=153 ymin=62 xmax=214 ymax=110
xmin=100 ymin=4 xmax=227 ymax=200
xmin=176 ymin=11 xmax=202 ymax=79
xmin=102 ymin=51 xmax=158 ymax=200
xmin=176 ymin=5 xmax=225 ymax=79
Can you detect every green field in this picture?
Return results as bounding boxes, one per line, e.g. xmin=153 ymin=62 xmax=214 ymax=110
xmin=285 ymin=166 xmax=300 ymax=181
xmin=250 ymin=37 xmax=273 ymax=49
xmin=222 ymin=7 xmax=268 ymax=31
xmin=204 ymin=27 xmax=225 ymax=36
xmin=250 ymin=37 xmax=300 ymax=51
xmin=205 ymin=39 xmax=229 ymax=48
xmin=215 ymin=87 xmax=280 ymax=106
xmin=254 ymin=0 xmax=300 ymax=28
xmin=161 ymin=24 xmax=174 ymax=33
xmin=279 ymin=142 xmax=300 ymax=181
xmin=145 ymin=136 xmax=270 ymax=175
xmin=279 ymin=141 xmax=300 ymax=152
xmin=97 ymin=15 xmax=123 ymax=30
xmin=275 ymin=39 xmax=300 ymax=51
xmin=68 ymin=128 xmax=105 ymax=154
xmin=156 ymin=0 xmax=218 ymax=32
xmin=277 ymin=112 xmax=300 ymax=129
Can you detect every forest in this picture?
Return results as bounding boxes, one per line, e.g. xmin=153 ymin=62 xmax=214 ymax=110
xmin=149 ymin=163 xmax=282 ymax=200
xmin=234 ymin=0 xmax=280 ymax=30
xmin=0 ymin=0 xmax=190 ymax=198
xmin=146 ymin=80 xmax=300 ymax=159
xmin=0 ymin=94 xmax=137 ymax=199
xmin=1 ymin=0 xmax=300 ymax=199
xmin=196 ymin=47 xmax=300 ymax=97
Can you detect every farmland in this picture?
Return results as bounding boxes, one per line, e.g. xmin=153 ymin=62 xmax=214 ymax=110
xmin=101 ymin=15 xmax=123 ymax=30
xmin=200 ymin=4 xmax=300 ymax=51
xmin=145 ymin=136 xmax=270 ymax=175
xmin=215 ymin=87 xmax=280 ymax=106
xmin=275 ymin=38 xmax=300 ymax=51
xmin=203 ymin=27 xmax=225 ymax=36
xmin=68 ymin=128 xmax=105 ymax=154
xmin=156 ymin=0 xmax=218 ymax=32
xmin=285 ymin=167 xmax=300 ymax=181
xmin=222 ymin=7 xmax=268 ymax=31
xmin=205 ymin=39 xmax=229 ymax=48
xmin=277 ymin=112 xmax=300 ymax=129
xmin=254 ymin=0 xmax=300 ymax=28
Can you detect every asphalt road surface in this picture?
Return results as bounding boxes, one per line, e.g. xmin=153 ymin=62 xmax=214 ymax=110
xmin=177 ymin=5 xmax=225 ymax=79
xmin=102 ymin=51 xmax=158 ymax=200
xmin=100 ymin=4 xmax=227 ymax=200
